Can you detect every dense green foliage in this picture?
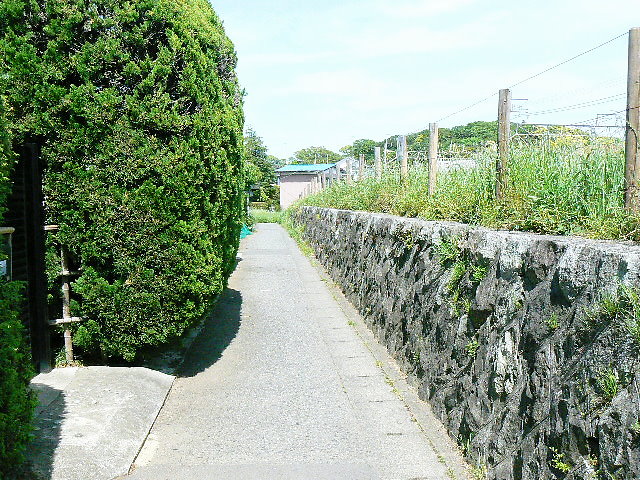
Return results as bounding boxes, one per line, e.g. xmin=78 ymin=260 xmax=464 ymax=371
xmin=339 ymin=121 xmax=540 ymax=157
xmin=340 ymin=139 xmax=377 ymax=162
xmin=290 ymin=146 xmax=341 ymax=164
xmin=300 ymin=137 xmax=637 ymax=240
xmin=1 ymin=0 xmax=245 ymax=361
xmin=0 ymin=280 xmax=34 ymax=475
xmin=244 ymin=128 xmax=280 ymax=208
xmin=0 ymin=97 xmax=35 ymax=476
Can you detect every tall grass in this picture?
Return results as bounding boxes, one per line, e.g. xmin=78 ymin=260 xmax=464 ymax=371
xmin=300 ymin=137 xmax=640 ymax=241
xmin=249 ymin=208 xmax=284 ymax=224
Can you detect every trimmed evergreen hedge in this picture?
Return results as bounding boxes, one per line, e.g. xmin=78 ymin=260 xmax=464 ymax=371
xmin=1 ymin=0 xmax=245 ymax=361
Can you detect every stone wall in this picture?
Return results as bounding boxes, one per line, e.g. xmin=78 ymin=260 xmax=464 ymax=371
xmin=294 ymin=206 xmax=640 ymax=480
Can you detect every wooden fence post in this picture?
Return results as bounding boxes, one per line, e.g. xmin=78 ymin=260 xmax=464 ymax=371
xmin=428 ymin=122 xmax=439 ymax=195
xmin=359 ymin=153 xmax=365 ymax=180
xmin=398 ymin=135 xmax=408 ymax=180
xmin=60 ymin=247 xmax=74 ymax=363
xmin=625 ymin=27 xmax=640 ymax=212
xmin=496 ymin=88 xmax=511 ymax=199
xmin=383 ymin=140 xmax=388 ymax=172
xmin=375 ymin=146 xmax=382 ymax=179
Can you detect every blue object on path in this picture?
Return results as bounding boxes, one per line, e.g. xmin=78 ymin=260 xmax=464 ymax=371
xmin=240 ymin=225 xmax=253 ymax=239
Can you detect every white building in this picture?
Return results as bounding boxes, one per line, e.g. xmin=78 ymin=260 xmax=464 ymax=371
xmin=276 ymin=164 xmax=338 ymax=210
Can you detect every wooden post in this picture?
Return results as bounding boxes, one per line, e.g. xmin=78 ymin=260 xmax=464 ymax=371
xmin=398 ymin=135 xmax=408 ymax=180
xmin=496 ymin=88 xmax=511 ymax=199
xmin=60 ymin=247 xmax=74 ymax=364
xmin=625 ymin=27 xmax=640 ymax=212
xmin=383 ymin=141 xmax=388 ymax=171
xmin=346 ymin=157 xmax=352 ymax=184
xmin=375 ymin=146 xmax=382 ymax=179
xmin=428 ymin=122 xmax=439 ymax=195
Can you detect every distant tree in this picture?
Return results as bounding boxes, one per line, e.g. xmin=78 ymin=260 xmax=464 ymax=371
xmin=244 ymin=128 xmax=275 ymax=187
xmin=267 ymin=155 xmax=286 ymax=169
xmin=406 ymin=121 xmax=500 ymax=153
xmin=291 ymin=146 xmax=341 ymax=164
xmin=243 ymin=128 xmax=282 ymax=206
xmin=341 ymin=139 xmax=377 ymax=162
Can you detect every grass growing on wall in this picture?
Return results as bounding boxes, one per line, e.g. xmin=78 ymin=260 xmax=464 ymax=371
xmin=300 ymin=138 xmax=635 ymax=241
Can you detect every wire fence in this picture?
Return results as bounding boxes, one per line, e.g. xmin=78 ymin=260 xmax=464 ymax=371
xmin=324 ymin=28 xmax=636 ymax=196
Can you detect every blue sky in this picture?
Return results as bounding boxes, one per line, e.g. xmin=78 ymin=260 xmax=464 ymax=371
xmin=212 ymin=1 xmax=637 ymax=159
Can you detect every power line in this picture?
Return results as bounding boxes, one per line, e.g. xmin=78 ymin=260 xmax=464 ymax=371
xmin=436 ymin=30 xmax=629 ymax=124
xmin=518 ymin=122 xmax=623 ymax=128
xmin=436 ymin=92 xmax=499 ymax=123
xmin=524 ymin=76 xmax=624 ymax=109
xmin=507 ymin=31 xmax=629 ymax=89
xmin=526 ymin=93 xmax=626 ymax=115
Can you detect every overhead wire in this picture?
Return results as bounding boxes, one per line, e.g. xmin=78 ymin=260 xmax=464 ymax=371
xmin=435 ymin=30 xmax=629 ymax=124
xmin=526 ymin=93 xmax=626 ymax=116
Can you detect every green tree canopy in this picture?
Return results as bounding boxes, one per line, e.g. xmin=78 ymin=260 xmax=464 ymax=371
xmin=290 ymin=146 xmax=341 ymax=164
xmin=244 ymin=127 xmax=276 ymax=187
xmin=1 ymin=0 xmax=245 ymax=361
xmin=340 ymin=139 xmax=377 ymax=162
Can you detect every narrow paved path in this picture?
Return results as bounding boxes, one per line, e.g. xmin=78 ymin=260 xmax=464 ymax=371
xmin=126 ymin=224 xmax=467 ymax=480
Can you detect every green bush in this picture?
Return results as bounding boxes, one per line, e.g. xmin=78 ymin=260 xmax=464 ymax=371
xmin=0 ymin=280 xmax=35 ymax=474
xmin=0 ymin=96 xmax=35 ymax=475
xmin=1 ymin=0 xmax=245 ymax=361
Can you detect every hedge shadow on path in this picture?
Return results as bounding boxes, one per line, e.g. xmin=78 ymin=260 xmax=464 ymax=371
xmin=23 ymin=384 xmax=64 ymax=480
xmin=177 ymin=289 xmax=242 ymax=378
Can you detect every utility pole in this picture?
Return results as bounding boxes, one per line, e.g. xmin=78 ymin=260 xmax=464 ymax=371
xmin=625 ymin=27 xmax=640 ymax=212
xmin=428 ymin=122 xmax=439 ymax=195
xmin=398 ymin=135 xmax=408 ymax=180
xmin=496 ymin=88 xmax=511 ymax=200
xmin=375 ymin=146 xmax=382 ymax=179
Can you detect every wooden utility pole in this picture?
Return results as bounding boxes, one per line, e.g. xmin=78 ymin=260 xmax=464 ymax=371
xmin=625 ymin=27 xmax=640 ymax=212
xmin=428 ymin=122 xmax=439 ymax=195
xmin=398 ymin=135 xmax=408 ymax=180
xmin=359 ymin=153 xmax=365 ymax=180
xmin=496 ymin=88 xmax=511 ymax=199
xmin=375 ymin=146 xmax=382 ymax=179
xmin=346 ymin=157 xmax=352 ymax=184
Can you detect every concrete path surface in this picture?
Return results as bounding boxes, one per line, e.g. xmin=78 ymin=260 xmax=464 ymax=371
xmin=28 ymin=366 xmax=174 ymax=480
xmin=125 ymin=224 xmax=469 ymax=480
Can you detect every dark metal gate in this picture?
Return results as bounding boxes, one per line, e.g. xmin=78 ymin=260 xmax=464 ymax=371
xmin=5 ymin=143 xmax=51 ymax=372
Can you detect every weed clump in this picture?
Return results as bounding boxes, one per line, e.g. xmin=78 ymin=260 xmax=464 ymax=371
xmin=301 ymin=139 xmax=635 ymax=241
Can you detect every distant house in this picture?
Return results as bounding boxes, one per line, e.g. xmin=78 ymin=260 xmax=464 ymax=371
xmin=276 ymin=163 xmax=338 ymax=210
